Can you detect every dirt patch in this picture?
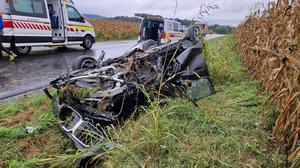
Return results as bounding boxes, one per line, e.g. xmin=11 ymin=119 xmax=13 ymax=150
xmin=0 ymin=108 xmax=34 ymax=128
xmin=18 ymin=128 xmax=63 ymax=159
xmin=0 ymin=159 xmax=5 ymax=168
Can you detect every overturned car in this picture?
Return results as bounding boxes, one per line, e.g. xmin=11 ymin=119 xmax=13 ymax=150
xmin=44 ymin=25 xmax=215 ymax=151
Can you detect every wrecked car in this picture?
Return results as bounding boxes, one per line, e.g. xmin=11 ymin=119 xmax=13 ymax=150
xmin=44 ymin=25 xmax=215 ymax=152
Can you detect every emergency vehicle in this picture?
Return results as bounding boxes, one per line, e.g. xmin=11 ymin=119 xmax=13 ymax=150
xmin=135 ymin=13 xmax=185 ymax=44
xmin=1 ymin=0 xmax=96 ymax=56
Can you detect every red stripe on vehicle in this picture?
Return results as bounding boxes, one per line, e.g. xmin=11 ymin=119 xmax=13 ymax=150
xmin=4 ymin=20 xmax=13 ymax=28
xmin=36 ymin=24 xmax=42 ymax=30
xmin=13 ymin=22 xmax=19 ymax=28
xmin=20 ymin=22 xmax=28 ymax=29
xmin=16 ymin=22 xmax=22 ymax=28
xmin=27 ymin=23 xmax=34 ymax=29
xmin=32 ymin=24 xmax=38 ymax=29
xmin=15 ymin=22 xmax=21 ymax=29
xmin=43 ymin=25 xmax=48 ymax=31
xmin=23 ymin=22 xmax=30 ymax=29
xmin=70 ymin=28 xmax=74 ymax=32
xmin=40 ymin=25 xmax=45 ymax=30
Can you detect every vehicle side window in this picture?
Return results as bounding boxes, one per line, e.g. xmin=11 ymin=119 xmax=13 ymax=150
xmin=166 ymin=21 xmax=173 ymax=31
xmin=9 ymin=0 xmax=47 ymax=18
xmin=178 ymin=23 xmax=183 ymax=32
xmin=173 ymin=23 xmax=179 ymax=32
xmin=66 ymin=5 xmax=82 ymax=22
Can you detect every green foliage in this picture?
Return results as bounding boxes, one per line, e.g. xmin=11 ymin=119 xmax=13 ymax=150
xmin=205 ymin=35 xmax=247 ymax=83
xmin=209 ymin=24 xmax=235 ymax=34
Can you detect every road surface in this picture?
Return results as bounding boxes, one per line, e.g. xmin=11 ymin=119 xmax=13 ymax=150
xmin=0 ymin=34 xmax=223 ymax=102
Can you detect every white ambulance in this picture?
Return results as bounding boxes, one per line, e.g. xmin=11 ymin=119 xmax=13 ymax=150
xmin=135 ymin=13 xmax=185 ymax=44
xmin=1 ymin=0 xmax=96 ymax=56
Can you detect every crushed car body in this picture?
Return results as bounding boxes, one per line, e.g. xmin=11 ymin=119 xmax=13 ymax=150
xmin=44 ymin=25 xmax=215 ymax=152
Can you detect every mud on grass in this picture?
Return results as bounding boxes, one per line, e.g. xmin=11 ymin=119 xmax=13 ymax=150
xmin=0 ymin=95 xmax=73 ymax=168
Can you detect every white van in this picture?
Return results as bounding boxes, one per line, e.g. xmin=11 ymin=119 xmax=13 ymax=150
xmin=135 ymin=13 xmax=185 ymax=44
xmin=1 ymin=0 xmax=96 ymax=56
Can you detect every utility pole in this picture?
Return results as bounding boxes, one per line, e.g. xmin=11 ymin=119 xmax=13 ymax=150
xmin=173 ymin=0 xmax=179 ymax=18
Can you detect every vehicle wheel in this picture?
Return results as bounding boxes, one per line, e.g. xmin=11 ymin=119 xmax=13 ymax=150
xmin=187 ymin=25 xmax=200 ymax=43
xmin=82 ymin=36 xmax=94 ymax=50
xmin=141 ymin=40 xmax=157 ymax=50
xmin=72 ymin=56 xmax=96 ymax=70
xmin=11 ymin=45 xmax=32 ymax=56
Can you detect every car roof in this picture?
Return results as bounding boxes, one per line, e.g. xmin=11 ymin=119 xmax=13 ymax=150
xmin=135 ymin=13 xmax=164 ymax=21
xmin=164 ymin=19 xmax=181 ymax=24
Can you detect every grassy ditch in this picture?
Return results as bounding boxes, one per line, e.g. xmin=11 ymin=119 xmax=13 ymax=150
xmin=0 ymin=36 xmax=284 ymax=167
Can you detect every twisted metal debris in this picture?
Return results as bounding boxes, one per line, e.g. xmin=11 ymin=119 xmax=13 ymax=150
xmin=235 ymin=0 xmax=300 ymax=167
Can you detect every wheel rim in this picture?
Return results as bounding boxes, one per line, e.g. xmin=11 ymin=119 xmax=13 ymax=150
xmin=81 ymin=59 xmax=95 ymax=69
xmin=85 ymin=38 xmax=92 ymax=48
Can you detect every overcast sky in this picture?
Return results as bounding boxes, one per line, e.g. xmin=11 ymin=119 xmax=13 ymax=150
xmin=75 ymin=0 xmax=263 ymax=26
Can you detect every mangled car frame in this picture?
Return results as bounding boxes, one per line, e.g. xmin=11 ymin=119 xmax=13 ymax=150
xmin=44 ymin=25 xmax=215 ymax=151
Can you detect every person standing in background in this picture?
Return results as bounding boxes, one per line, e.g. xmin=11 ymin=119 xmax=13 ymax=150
xmin=0 ymin=11 xmax=16 ymax=61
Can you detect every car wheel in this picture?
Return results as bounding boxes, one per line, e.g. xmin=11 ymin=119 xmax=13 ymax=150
xmin=11 ymin=45 xmax=32 ymax=56
xmin=82 ymin=36 xmax=94 ymax=50
xmin=187 ymin=25 xmax=200 ymax=43
xmin=72 ymin=56 xmax=96 ymax=70
xmin=141 ymin=40 xmax=157 ymax=50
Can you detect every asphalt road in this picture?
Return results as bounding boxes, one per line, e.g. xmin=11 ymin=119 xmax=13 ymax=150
xmin=0 ymin=34 xmax=223 ymax=102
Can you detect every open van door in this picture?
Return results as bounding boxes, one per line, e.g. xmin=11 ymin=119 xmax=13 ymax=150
xmin=135 ymin=13 xmax=164 ymax=43
xmin=47 ymin=0 xmax=67 ymax=43
xmin=8 ymin=0 xmax=52 ymax=55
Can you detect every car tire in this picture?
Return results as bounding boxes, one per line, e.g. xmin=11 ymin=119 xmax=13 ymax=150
xmin=141 ymin=40 xmax=157 ymax=50
xmin=72 ymin=56 xmax=96 ymax=70
xmin=82 ymin=36 xmax=94 ymax=50
xmin=187 ymin=25 xmax=200 ymax=43
xmin=11 ymin=45 xmax=32 ymax=56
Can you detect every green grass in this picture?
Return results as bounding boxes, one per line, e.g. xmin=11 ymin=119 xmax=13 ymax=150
xmin=0 ymin=36 xmax=284 ymax=168
xmin=99 ymin=36 xmax=284 ymax=167
xmin=0 ymin=95 xmax=73 ymax=168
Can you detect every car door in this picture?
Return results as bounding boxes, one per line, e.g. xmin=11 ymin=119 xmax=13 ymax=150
xmin=65 ymin=4 xmax=85 ymax=43
xmin=8 ymin=0 xmax=52 ymax=46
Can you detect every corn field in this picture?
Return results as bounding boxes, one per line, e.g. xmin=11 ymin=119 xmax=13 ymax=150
xmin=89 ymin=20 xmax=139 ymax=41
xmin=235 ymin=0 xmax=299 ymax=167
